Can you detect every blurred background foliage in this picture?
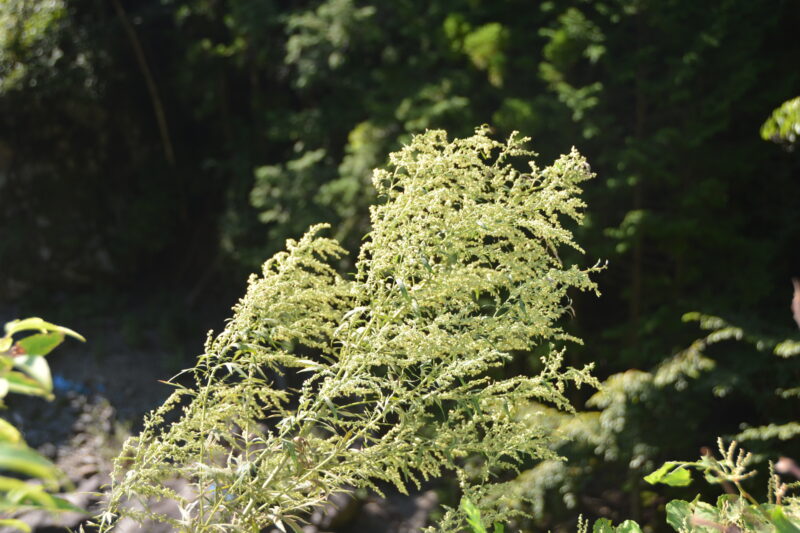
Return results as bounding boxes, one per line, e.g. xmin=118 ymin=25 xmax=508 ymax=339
xmin=1 ymin=0 xmax=799 ymax=530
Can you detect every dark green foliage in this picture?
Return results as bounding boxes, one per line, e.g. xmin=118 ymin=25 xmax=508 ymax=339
xmin=3 ymin=0 xmax=800 ymax=531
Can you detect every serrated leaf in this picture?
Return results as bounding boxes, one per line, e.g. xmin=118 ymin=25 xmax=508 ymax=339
xmin=592 ymin=518 xmax=614 ymax=533
xmin=616 ymin=520 xmax=642 ymax=533
xmin=666 ymin=500 xmax=692 ymax=531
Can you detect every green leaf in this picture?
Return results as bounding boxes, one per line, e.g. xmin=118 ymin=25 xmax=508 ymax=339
xmin=0 ymin=337 xmax=12 ymax=353
xmin=48 ymin=495 xmax=84 ymax=513
xmin=0 ymin=518 xmax=31 ymax=532
xmin=770 ymin=506 xmax=800 ymax=533
xmin=616 ymin=520 xmax=642 ymax=533
xmin=0 ymin=378 xmax=7 ymax=399
xmin=5 ymin=372 xmax=50 ymax=398
xmin=493 ymin=523 xmax=504 ymax=533
xmin=396 ymin=279 xmax=411 ymax=303
xmin=11 ymin=356 xmax=52 ymax=393
xmin=644 ymin=462 xmax=692 ymax=486
xmin=16 ymin=332 xmax=64 ymax=357
xmin=3 ymin=318 xmax=84 ymax=343
xmin=0 ymin=419 xmax=22 ymax=444
xmin=461 ymin=497 xmax=487 ymax=533
xmin=0 ymin=443 xmax=62 ymax=488
xmin=592 ymin=518 xmax=614 ymax=533
xmin=0 ymin=475 xmax=58 ymax=508
xmin=665 ymin=500 xmax=692 ymax=531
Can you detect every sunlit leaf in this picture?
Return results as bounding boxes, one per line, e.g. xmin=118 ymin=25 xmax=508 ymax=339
xmin=0 ymin=518 xmax=31 ymax=532
xmin=3 ymin=318 xmax=84 ymax=343
xmin=0 ymin=444 xmax=61 ymax=488
xmin=16 ymin=332 xmax=64 ymax=357
xmin=592 ymin=518 xmax=614 ymax=533
xmin=5 ymin=372 xmax=50 ymax=398
xmin=0 ymin=419 xmax=21 ymax=444
xmin=615 ymin=520 xmax=642 ymax=533
xmin=644 ymin=462 xmax=692 ymax=487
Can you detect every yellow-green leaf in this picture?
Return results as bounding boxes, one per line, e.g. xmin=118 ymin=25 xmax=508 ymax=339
xmin=4 ymin=318 xmax=84 ymax=343
xmin=0 ymin=419 xmax=22 ymax=444
xmin=0 ymin=518 xmax=31 ymax=532
xmin=644 ymin=462 xmax=692 ymax=487
xmin=0 ymin=443 xmax=62 ymax=487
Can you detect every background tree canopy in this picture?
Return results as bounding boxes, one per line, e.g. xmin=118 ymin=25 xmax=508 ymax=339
xmin=1 ymin=0 xmax=799 ymax=530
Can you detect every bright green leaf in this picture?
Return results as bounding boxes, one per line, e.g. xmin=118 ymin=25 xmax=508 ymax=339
xmin=616 ymin=520 xmax=642 ymax=533
xmin=644 ymin=462 xmax=692 ymax=486
xmin=770 ymin=506 xmax=800 ymax=533
xmin=592 ymin=518 xmax=614 ymax=533
xmin=461 ymin=497 xmax=487 ymax=533
xmin=0 ymin=419 xmax=21 ymax=444
xmin=16 ymin=333 xmax=64 ymax=357
xmin=0 ymin=337 xmax=12 ymax=353
xmin=3 ymin=318 xmax=84 ymax=343
xmin=0 ymin=518 xmax=31 ymax=532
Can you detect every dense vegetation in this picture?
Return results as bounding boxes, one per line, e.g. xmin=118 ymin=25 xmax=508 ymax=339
xmin=99 ymin=128 xmax=601 ymax=532
xmin=1 ymin=0 xmax=800 ymax=531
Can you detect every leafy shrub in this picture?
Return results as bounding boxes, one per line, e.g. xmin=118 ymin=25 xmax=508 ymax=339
xmin=577 ymin=308 xmax=800 ymax=533
xmin=761 ymin=96 xmax=800 ymax=147
xmin=0 ymin=317 xmax=85 ymax=531
xmin=98 ymin=126 xmax=601 ymax=532
xmin=613 ymin=439 xmax=800 ymax=532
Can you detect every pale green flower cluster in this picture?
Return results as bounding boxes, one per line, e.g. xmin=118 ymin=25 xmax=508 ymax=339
xmin=99 ymin=126 xmax=600 ymax=532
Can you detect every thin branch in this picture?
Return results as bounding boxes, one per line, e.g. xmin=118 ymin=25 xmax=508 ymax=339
xmin=111 ymin=0 xmax=176 ymax=166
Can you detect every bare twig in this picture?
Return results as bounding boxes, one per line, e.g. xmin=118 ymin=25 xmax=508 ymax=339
xmin=111 ymin=0 xmax=176 ymax=166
